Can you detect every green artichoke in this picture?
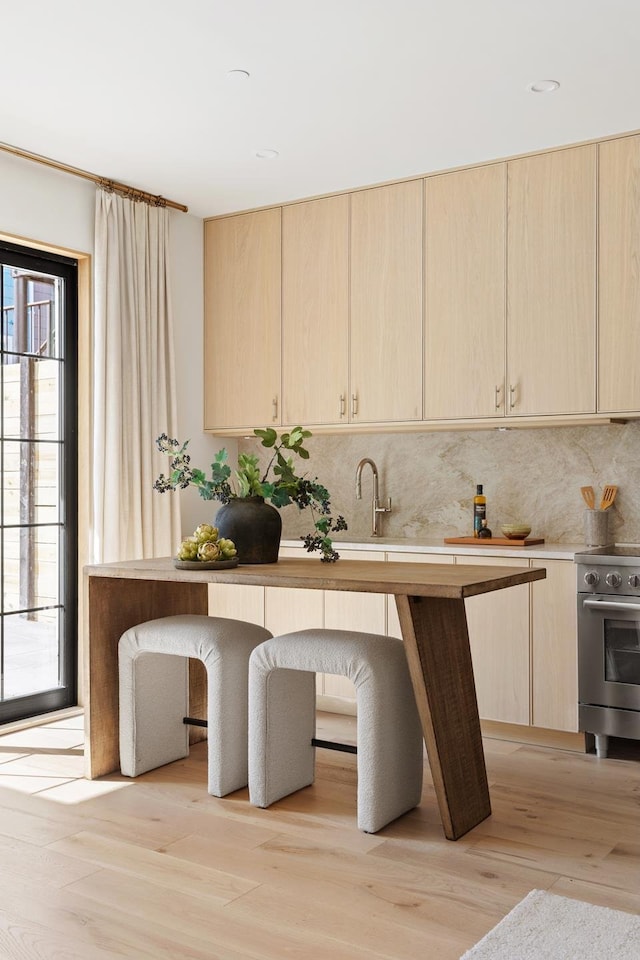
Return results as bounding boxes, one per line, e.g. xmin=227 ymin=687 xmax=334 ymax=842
xmin=194 ymin=523 xmax=218 ymax=544
xmin=217 ymin=538 xmax=237 ymax=559
xmin=177 ymin=537 xmax=199 ymax=561
xmin=197 ymin=540 xmax=220 ymax=562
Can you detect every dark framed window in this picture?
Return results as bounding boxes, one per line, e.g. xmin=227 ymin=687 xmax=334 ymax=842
xmin=0 ymin=239 xmax=78 ymax=723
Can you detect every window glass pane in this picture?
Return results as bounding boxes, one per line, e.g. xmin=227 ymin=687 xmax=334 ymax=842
xmin=3 ymin=525 xmax=60 ymax=612
xmin=1 ymin=265 xmax=60 ymax=360
xmin=2 ymin=440 xmax=60 ymax=526
xmin=2 ymin=442 xmax=20 ymax=526
xmin=2 ymin=527 xmax=19 ymax=611
xmin=2 ymin=355 xmax=60 ymax=441
xmin=1 ymin=266 xmax=14 ymax=349
xmin=2 ymin=610 xmax=60 ymax=699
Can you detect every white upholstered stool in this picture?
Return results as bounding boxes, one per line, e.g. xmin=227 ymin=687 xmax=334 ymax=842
xmin=119 ymin=614 xmax=272 ymax=797
xmin=248 ymin=629 xmax=424 ymax=833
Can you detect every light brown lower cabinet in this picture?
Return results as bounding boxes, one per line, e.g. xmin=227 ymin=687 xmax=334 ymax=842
xmin=454 ymin=555 xmax=530 ymax=726
xmin=209 ymin=547 xmax=383 ymax=704
xmin=323 ymin=550 xmax=386 ymax=702
xmin=263 ymin=586 xmax=324 ymax=636
xmin=207 ymin=582 xmax=265 ymax=624
xmin=388 ymin=551 xmax=577 ymax=732
xmin=531 ymin=559 xmax=578 ymax=732
xmin=264 ymin=582 xmax=325 ymax=699
xmin=207 ymin=544 xmax=578 ymax=738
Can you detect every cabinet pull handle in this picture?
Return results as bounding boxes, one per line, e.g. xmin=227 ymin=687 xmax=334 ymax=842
xmin=272 ymin=396 xmax=278 ymax=421
xmin=495 ymin=384 xmax=503 ymax=410
xmin=509 ymin=384 xmax=517 ymax=410
xmin=351 ymin=393 xmax=358 ymax=417
xmin=339 ymin=394 xmax=345 ymax=418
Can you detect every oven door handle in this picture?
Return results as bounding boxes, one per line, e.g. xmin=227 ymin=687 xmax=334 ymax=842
xmin=583 ymin=597 xmax=640 ymax=612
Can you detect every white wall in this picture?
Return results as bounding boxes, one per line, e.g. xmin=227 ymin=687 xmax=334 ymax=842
xmin=0 ymin=149 xmax=222 ymax=543
xmin=0 ymin=150 xmax=95 ymax=252
xmin=170 ymin=209 xmax=237 ymax=537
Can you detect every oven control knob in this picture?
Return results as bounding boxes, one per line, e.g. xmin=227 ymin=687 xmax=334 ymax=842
xmin=583 ymin=571 xmax=599 ymax=587
xmin=628 ymin=574 xmax=640 ymax=588
xmin=605 ymin=572 xmax=622 ymax=588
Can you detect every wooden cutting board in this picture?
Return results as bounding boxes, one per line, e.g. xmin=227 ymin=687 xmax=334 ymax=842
xmin=444 ymin=536 xmax=545 ymax=547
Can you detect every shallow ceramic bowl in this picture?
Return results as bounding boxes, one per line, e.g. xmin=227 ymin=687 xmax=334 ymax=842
xmin=501 ymin=523 xmax=532 ymax=539
xmin=173 ymin=558 xmax=239 ymax=570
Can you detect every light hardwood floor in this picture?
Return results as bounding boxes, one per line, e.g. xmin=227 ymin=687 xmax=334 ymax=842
xmin=0 ymin=712 xmax=638 ymax=959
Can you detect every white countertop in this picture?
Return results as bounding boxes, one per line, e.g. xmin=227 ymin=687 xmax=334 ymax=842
xmin=281 ymin=537 xmax=585 ymax=561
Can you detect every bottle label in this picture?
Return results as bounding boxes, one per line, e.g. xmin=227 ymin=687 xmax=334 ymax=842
xmin=474 ymin=503 xmax=486 ymax=535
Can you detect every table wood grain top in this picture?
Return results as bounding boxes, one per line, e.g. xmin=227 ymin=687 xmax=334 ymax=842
xmin=85 ymin=556 xmax=545 ymax=599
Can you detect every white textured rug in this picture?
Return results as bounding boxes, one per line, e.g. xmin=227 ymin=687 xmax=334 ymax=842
xmin=460 ymin=889 xmax=640 ymax=959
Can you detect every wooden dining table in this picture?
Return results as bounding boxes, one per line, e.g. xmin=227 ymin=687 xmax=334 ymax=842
xmin=83 ymin=555 xmax=545 ymax=840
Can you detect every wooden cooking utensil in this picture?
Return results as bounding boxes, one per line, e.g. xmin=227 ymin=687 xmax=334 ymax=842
xmin=600 ymin=484 xmax=618 ymax=510
xmin=580 ymin=485 xmax=595 ymax=509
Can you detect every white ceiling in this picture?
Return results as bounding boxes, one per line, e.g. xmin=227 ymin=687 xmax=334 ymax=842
xmin=2 ymin=1 xmax=639 ymax=218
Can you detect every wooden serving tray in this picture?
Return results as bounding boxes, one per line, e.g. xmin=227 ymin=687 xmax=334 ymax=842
xmin=444 ymin=536 xmax=545 ymax=547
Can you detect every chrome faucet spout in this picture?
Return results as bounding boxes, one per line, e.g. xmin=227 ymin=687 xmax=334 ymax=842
xmin=355 ymin=457 xmax=378 ymax=499
xmin=354 ymin=458 xmax=391 ymax=536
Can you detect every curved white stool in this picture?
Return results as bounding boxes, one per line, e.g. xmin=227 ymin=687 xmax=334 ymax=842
xmin=119 ymin=614 xmax=272 ymax=797
xmin=248 ymin=629 xmax=423 ymax=833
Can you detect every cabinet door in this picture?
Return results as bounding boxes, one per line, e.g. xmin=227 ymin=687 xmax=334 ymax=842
xmin=208 ymin=583 xmax=264 ymax=626
xmin=507 ymin=145 xmax=596 ymax=416
xmin=265 ymin=587 xmax=324 ymax=638
xmin=456 ymin=555 xmax=530 ymax=725
xmin=264 ymin=549 xmax=324 ymax=636
xmin=424 ymin=164 xmax=506 ymax=419
xmin=598 ymin=135 xmax=640 ymax=413
xmin=385 ymin=551 xmax=455 ymax=638
xmin=323 ymin=550 xmax=386 ymax=701
xmin=531 ymin=560 xmax=578 ymax=732
xmin=203 ymin=209 xmax=281 ymax=430
xmin=265 ymin=547 xmax=324 ymax=696
xmin=350 ymin=182 xmax=423 ymax=423
xmin=282 ymin=196 xmax=349 ymax=425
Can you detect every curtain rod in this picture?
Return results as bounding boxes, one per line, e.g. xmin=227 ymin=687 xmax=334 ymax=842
xmin=0 ymin=140 xmax=188 ymax=213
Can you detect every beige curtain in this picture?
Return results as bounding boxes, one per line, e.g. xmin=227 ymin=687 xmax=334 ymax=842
xmin=92 ymin=188 xmax=181 ymax=562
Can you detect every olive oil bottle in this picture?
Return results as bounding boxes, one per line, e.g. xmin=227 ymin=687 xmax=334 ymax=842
xmin=473 ymin=484 xmax=486 ymax=537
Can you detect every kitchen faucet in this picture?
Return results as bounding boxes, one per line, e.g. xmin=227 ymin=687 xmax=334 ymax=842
xmin=355 ymin=458 xmax=392 ymax=537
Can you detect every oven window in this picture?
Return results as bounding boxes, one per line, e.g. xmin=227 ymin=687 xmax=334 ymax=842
xmin=604 ymin=619 xmax=640 ymax=685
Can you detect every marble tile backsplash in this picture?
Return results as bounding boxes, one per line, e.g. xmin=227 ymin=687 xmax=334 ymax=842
xmin=239 ymin=421 xmax=640 ymax=546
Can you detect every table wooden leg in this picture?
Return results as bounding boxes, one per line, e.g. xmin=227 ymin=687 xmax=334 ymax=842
xmin=396 ymin=593 xmax=491 ymax=840
xmin=84 ymin=575 xmax=209 ymax=779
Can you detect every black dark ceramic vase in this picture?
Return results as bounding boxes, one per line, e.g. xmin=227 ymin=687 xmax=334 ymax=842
xmin=214 ymin=496 xmax=282 ymax=564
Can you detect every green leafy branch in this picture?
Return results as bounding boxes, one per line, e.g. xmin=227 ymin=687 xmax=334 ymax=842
xmin=154 ymin=426 xmax=347 ymax=561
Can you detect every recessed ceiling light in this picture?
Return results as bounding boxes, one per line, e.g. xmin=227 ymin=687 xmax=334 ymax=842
xmin=527 ymin=79 xmax=560 ymax=94
xmin=227 ymin=69 xmax=250 ymax=80
xmin=255 ymin=149 xmax=279 ymax=160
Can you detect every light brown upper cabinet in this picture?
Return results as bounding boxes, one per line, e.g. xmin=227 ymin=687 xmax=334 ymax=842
xmin=281 ymin=196 xmax=349 ymax=426
xmin=204 ymin=209 xmax=281 ymax=430
xmin=350 ymin=181 xmax=423 ymax=423
xmin=202 ymin=134 xmax=640 ymax=435
xmin=598 ymin=135 xmax=640 ymax=413
xmin=424 ymin=163 xmax=506 ymax=419
xmin=506 ymin=145 xmax=596 ymax=416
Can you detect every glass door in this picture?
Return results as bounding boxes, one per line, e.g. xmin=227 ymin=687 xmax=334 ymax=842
xmin=0 ymin=240 xmax=77 ymax=723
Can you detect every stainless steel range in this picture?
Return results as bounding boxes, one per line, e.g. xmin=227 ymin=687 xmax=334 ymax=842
xmin=576 ymin=545 xmax=640 ymax=758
